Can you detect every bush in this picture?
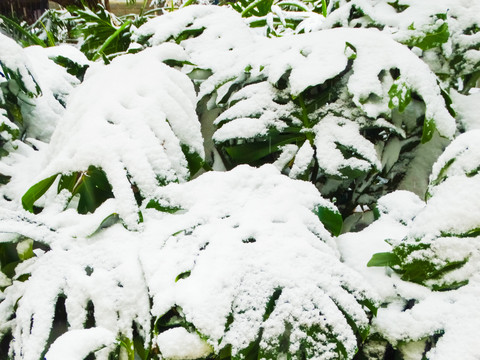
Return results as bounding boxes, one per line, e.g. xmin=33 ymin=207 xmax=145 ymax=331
xmin=0 ymin=1 xmax=480 ymax=359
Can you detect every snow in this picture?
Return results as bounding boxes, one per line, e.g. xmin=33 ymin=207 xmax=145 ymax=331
xmin=141 ymin=165 xmax=375 ymax=357
xmin=0 ymin=33 xmax=38 ymax=95
xmin=213 ymin=82 xmax=294 ymax=142
xmin=139 ymin=9 xmax=454 ymax=197
xmin=313 ymin=115 xmax=381 ymax=177
xmin=289 ymin=141 xmax=314 ymax=178
xmin=33 ymin=45 xmax=204 ymax=228
xmin=156 ymin=327 xmax=212 ymax=359
xmin=45 ymin=328 xmax=116 ymax=360
xmin=451 ymin=90 xmax=480 ymax=130
xmin=1 ymin=2 xmax=480 ymax=360
xmin=0 ymin=165 xmax=376 ymax=360
xmin=0 ymin=37 xmax=84 ymax=145
xmin=430 ymin=130 xmax=480 ymax=186
xmin=22 ymin=45 xmax=82 ymax=142
xmin=338 ymin=188 xmax=480 ymax=359
xmin=320 ymin=0 xmax=480 ymax=91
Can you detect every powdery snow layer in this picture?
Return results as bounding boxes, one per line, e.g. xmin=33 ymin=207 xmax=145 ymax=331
xmin=134 ymin=6 xmax=455 ymax=186
xmin=451 ymin=91 xmax=480 ymax=131
xmin=0 ymin=165 xmax=377 ymax=360
xmin=429 ymin=129 xmax=480 ymax=186
xmin=32 ymin=45 xmax=204 ymax=227
xmin=133 ymin=5 xmax=455 ymax=139
xmin=155 ymin=327 xmax=213 ymax=360
xmin=22 ymin=45 xmax=85 ymax=142
xmin=321 ymin=0 xmax=480 ymax=87
xmin=0 ymin=33 xmax=38 ymax=95
xmin=141 ymin=165 xmax=376 ymax=357
xmin=338 ymin=189 xmax=480 ymax=359
xmin=388 ymin=131 xmax=480 ymax=291
xmin=0 ymin=35 xmax=82 ymax=143
xmin=45 ymin=328 xmax=116 ymax=360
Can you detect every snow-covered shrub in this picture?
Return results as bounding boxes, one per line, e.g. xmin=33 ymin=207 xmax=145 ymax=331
xmin=0 ymin=34 xmax=84 ymax=159
xmin=1 ymin=2 xmax=480 ymax=359
xmin=321 ymin=0 xmax=480 ymax=93
xmin=206 ymin=28 xmax=456 ymax=215
xmin=21 ymin=44 xmax=204 ymax=227
xmin=0 ymin=165 xmax=377 ymax=359
xmin=134 ymin=6 xmax=455 ymax=215
xmin=64 ymin=5 xmax=150 ymax=61
xmin=0 ymin=34 xmax=37 ymax=159
xmin=369 ymin=130 xmax=480 ymax=291
xmin=338 ymin=187 xmax=480 ymax=359
xmin=226 ymin=0 xmax=324 ymax=37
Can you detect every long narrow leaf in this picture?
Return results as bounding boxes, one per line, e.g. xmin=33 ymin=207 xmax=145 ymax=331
xmin=22 ymin=174 xmax=58 ymax=213
xmin=92 ymin=20 xmax=132 ymax=61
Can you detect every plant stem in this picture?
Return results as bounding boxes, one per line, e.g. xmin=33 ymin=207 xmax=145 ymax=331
xmin=92 ymin=19 xmax=132 ymax=61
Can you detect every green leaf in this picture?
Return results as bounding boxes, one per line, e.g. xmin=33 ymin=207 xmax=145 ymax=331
xmin=388 ymin=80 xmax=411 ymax=112
xmin=175 ymin=27 xmax=206 ymax=43
xmin=0 ymin=15 xmax=47 ymax=47
xmin=118 ymin=336 xmax=135 ymax=360
xmin=344 ymin=42 xmax=357 ymax=60
xmin=175 ymin=271 xmax=191 ymax=282
xmin=71 ymin=167 xmax=114 ymax=214
xmin=16 ymin=239 xmax=34 ymax=261
xmin=313 ymin=205 xmax=343 ymax=236
xmin=428 ymin=157 xmax=455 ymax=192
xmin=263 ymin=288 xmax=282 ymax=321
xmin=92 ymin=19 xmax=132 ymax=62
xmin=223 ymin=134 xmax=305 ymax=165
xmin=181 ymin=144 xmax=204 ymax=177
xmin=0 ymin=242 xmax=20 ymax=278
xmin=241 ymin=0 xmax=274 ymax=17
xmin=53 ymin=55 xmax=89 ymax=81
xmin=431 ymin=279 xmax=469 ymax=291
xmin=387 ymin=0 xmax=409 ymax=12
xmin=146 ymin=199 xmax=182 ymax=213
xmin=367 ymin=252 xmax=400 ymax=267
xmin=22 ymin=174 xmax=59 ymax=213
xmin=404 ymin=22 xmax=449 ymax=51
xmin=57 ymin=172 xmax=78 ymax=194
xmin=88 ymin=213 xmax=120 ymax=237
xmin=421 ymin=117 xmax=436 ymax=144
xmin=321 ymin=0 xmax=327 ymax=17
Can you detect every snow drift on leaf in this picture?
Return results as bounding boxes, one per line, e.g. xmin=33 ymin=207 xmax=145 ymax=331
xmin=24 ymin=45 xmax=204 ymax=227
xmin=141 ymin=165 xmax=377 ymax=359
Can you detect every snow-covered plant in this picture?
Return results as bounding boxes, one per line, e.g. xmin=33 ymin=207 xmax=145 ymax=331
xmin=0 ymin=34 xmax=38 ymax=158
xmin=337 ymin=186 xmax=480 ymax=359
xmin=63 ymin=4 xmax=148 ymax=61
xmin=2 ymin=2 xmax=480 ymax=359
xmin=368 ymin=130 xmax=480 ymax=291
xmin=21 ymin=44 xmax=204 ymax=227
xmin=227 ymin=0 xmax=321 ymax=37
xmin=0 ymin=34 xmax=83 ymax=159
xmin=320 ymin=0 xmax=480 ymax=93
xmin=207 ymin=28 xmax=456 ymax=215
xmin=132 ymin=5 xmax=456 ymax=215
xmin=0 ymin=165 xmax=377 ymax=359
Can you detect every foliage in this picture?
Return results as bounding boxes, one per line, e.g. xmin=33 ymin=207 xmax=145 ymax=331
xmin=369 ymin=130 xmax=480 ymax=291
xmin=132 ymin=6 xmax=455 ymax=216
xmin=0 ymin=166 xmax=377 ymax=360
xmin=22 ymin=45 xmax=205 ymax=227
xmin=0 ymin=34 xmax=40 ymax=159
xmin=63 ymin=5 xmax=141 ymax=61
xmin=319 ymin=0 xmax=480 ymax=93
xmin=0 ymin=1 xmax=480 ymax=359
